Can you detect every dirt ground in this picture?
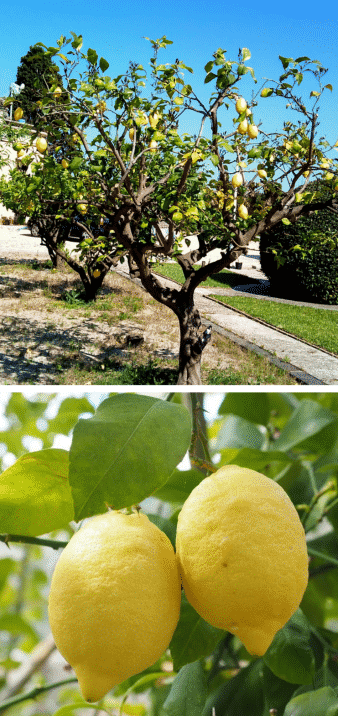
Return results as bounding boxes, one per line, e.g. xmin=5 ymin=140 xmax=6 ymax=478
xmin=0 ymin=225 xmax=295 ymax=385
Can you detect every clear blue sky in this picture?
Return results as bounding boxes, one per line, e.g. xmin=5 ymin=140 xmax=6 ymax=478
xmin=0 ymin=0 xmax=337 ymax=147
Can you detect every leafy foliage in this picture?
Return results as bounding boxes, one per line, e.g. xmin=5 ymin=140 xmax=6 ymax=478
xmin=260 ymin=195 xmax=338 ymax=304
xmin=3 ymin=392 xmax=338 ymax=715
xmin=14 ymin=45 xmax=63 ymax=126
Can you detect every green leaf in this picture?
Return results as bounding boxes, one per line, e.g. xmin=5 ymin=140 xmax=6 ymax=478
xmin=282 ymin=217 xmax=292 ymax=225
xmin=70 ymin=32 xmax=83 ymax=51
xmin=217 ymin=447 xmax=293 ymax=472
xmin=219 ymin=393 xmax=270 ymax=425
xmin=214 ymin=415 xmax=265 ymax=451
xmin=248 ymin=146 xmax=263 ymax=159
xmin=0 ymin=449 xmax=73 ymax=536
xmin=163 ymin=660 xmax=207 ymax=716
xmin=0 ymin=558 xmax=16 ymax=594
xmin=274 ymin=400 xmax=337 ymax=452
xmin=204 ymin=61 xmax=214 ymax=73
xmin=242 ymin=47 xmax=251 ymax=61
xmin=0 ymin=614 xmax=38 ymax=644
xmin=202 ymin=660 xmax=264 ymax=716
xmin=53 ymin=693 xmax=148 ymax=715
xmin=307 ymin=548 xmax=338 ymax=569
xmin=147 ymin=513 xmax=177 ymax=548
xmin=170 ymin=594 xmax=224 ymax=670
xmin=99 ymin=57 xmax=109 ymax=72
xmin=69 ymin=156 xmax=83 ymax=171
xmin=69 ymin=394 xmax=192 ymax=520
xmin=205 ymin=73 xmax=217 ymax=84
xmin=154 ymin=467 xmax=203 ymax=504
xmin=325 ymin=84 xmax=333 ymax=91
xmin=47 ymin=397 xmax=95 ymax=436
xmin=279 ymin=55 xmax=294 ymax=69
xmin=87 ymin=48 xmax=98 ymax=65
xmin=295 ymin=56 xmax=311 ymax=63
xmin=262 ymin=663 xmax=297 ymax=714
xmin=263 ymin=610 xmax=316 ymax=685
xmin=209 ymin=154 xmax=219 ymax=166
xmin=284 ymin=686 xmax=338 ymax=716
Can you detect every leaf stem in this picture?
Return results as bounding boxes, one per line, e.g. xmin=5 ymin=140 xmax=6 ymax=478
xmin=0 ymin=677 xmax=78 ymax=714
xmin=0 ymin=534 xmax=68 ymax=550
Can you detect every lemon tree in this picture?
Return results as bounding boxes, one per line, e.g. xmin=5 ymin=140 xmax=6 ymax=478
xmin=1 ymin=35 xmax=337 ymax=384
xmin=3 ymin=391 xmax=338 ymax=715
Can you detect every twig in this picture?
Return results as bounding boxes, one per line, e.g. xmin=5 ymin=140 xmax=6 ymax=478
xmin=0 ymin=677 xmax=77 ymax=714
xmin=0 ymin=634 xmax=56 ymax=700
xmin=0 ymin=535 xmax=68 ymax=550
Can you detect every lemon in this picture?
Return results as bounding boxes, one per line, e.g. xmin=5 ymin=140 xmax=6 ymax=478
xmin=231 ymin=172 xmax=243 ymax=188
xmin=238 ymin=204 xmax=248 ymax=219
xmin=235 ymin=97 xmax=247 ymax=114
xmin=48 ymin=511 xmax=181 ymax=702
xmin=176 ymin=465 xmax=308 ymax=656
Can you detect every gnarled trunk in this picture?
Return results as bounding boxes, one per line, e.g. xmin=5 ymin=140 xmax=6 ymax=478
xmin=177 ymin=304 xmax=211 ymax=385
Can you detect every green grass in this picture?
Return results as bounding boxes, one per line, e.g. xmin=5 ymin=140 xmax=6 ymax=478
xmin=151 ymin=262 xmax=260 ymax=289
xmin=210 ymin=295 xmax=338 ymax=355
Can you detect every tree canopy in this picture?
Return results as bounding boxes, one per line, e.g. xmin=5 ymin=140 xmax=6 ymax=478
xmin=14 ymin=44 xmax=63 ymax=126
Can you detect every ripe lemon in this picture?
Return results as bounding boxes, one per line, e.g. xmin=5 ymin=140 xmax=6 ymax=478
xmin=235 ymin=97 xmax=247 ymax=114
xmin=48 ymin=511 xmax=181 ymax=702
xmin=238 ymin=204 xmax=248 ymax=219
xmin=176 ymin=465 xmax=308 ymax=656
xmin=231 ymin=172 xmax=243 ymax=188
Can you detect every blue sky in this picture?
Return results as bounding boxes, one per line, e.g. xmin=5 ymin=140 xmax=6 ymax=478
xmin=0 ymin=0 xmax=337 ymax=148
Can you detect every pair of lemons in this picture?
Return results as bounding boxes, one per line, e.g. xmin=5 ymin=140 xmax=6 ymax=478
xmin=48 ymin=466 xmax=309 ymax=703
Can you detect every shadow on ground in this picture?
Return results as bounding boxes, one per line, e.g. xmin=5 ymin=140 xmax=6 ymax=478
xmin=0 ymin=314 xmax=178 ymax=385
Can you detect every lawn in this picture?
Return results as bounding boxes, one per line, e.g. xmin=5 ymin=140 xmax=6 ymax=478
xmin=210 ymin=295 xmax=338 ymax=355
xmin=151 ymin=262 xmax=261 ymax=289
xmin=152 ymin=261 xmax=338 ymax=356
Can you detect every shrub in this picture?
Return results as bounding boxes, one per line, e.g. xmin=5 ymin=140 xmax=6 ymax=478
xmin=260 ymin=206 xmax=338 ymax=304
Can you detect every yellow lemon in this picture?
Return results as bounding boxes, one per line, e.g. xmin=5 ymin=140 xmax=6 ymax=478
xmin=247 ymin=124 xmax=259 ymax=139
xmin=238 ymin=204 xmax=248 ymax=219
xmin=48 ymin=511 xmax=181 ymax=703
xmin=235 ymin=97 xmax=247 ymax=114
xmin=237 ymin=119 xmax=248 ymax=135
xmin=14 ymin=107 xmax=24 ymax=121
xmin=176 ymin=465 xmax=308 ymax=657
xmin=36 ymin=137 xmax=47 ymax=153
xmin=231 ymin=172 xmax=243 ymax=188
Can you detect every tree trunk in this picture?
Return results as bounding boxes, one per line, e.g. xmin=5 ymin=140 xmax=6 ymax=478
xmin=54 ymin=252 xmax=66 ymax=270
xmin=176 ymin=305 xmax=211 ymax=385
xmin=128 ymin=253 xmax=141 ymax=279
